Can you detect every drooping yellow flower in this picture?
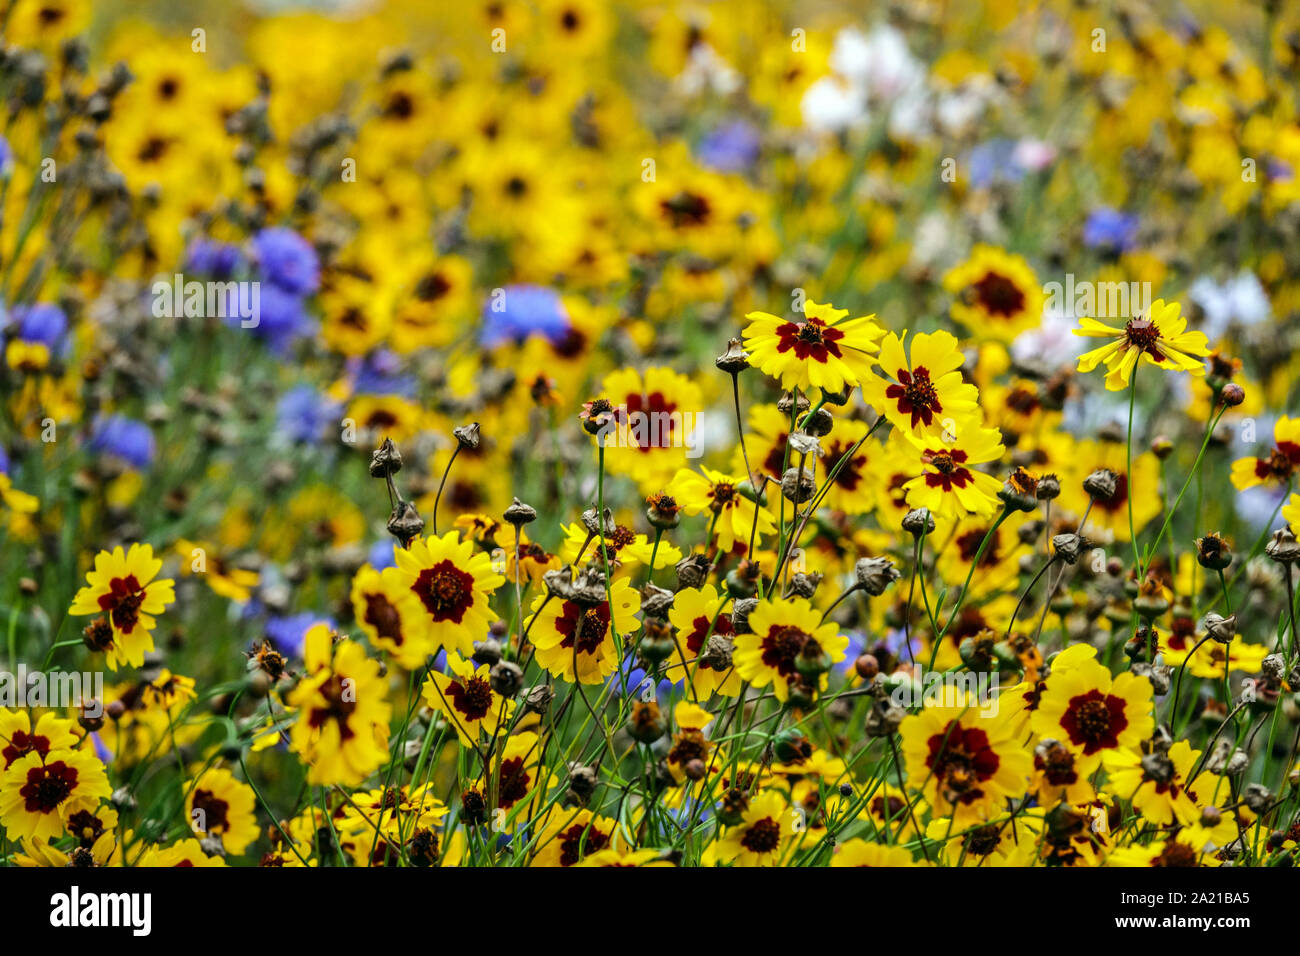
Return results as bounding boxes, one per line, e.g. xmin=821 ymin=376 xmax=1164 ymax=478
xmin=1074 ymin=298 xmax=1210 ymax=391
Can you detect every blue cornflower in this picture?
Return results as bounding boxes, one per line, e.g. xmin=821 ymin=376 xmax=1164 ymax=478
xmin=276 ymin=384 xmax=340 ymax=444
xmin=253 ymin=227 xmax=320 ymax=295
xmin=88 ymin=415 xmax=155 ymax=470
xmin=696 ymin=120 xmax=761 ymax=173
xmin=13 ymin=302 xmax=67 ymax=348
xmin=480 ymin=284 xmax=570 ymax=347
xmin=1082 ymin=207 xmax=1140 ymax=253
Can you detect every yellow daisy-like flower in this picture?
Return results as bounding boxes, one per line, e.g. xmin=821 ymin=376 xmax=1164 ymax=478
xmin=285 ymin=624 xmax=392 ymax=787
xmin=900 ymin=424 xmax=1006 ymax=518
xmin=1105 ymin=824 xmax=1222 ymax=867
xmin=705 ymin=788 xmax=794 ymax=867
xmin=830 ymin=838 xmax=921 ymax=867
xmin=422 ymin=654 xmax=516 ymax=747
xmin=530 ymin=808 xmax=619 ymax=867
xmin=898 ymin=689 xmax=1032 ymax=827
xmin=945 ymin=245 xmax=1045 ymax=342
xmin=862 ymin=330 xmax=981 ymax=438
xmin=1102 ymin=740 xmax=1201 ymax=827
xmin=186 ymin=767 xmax=260 ymax=857
xmin=173 ymin=539 xmax=260 ymax=603
xmin=664 ymin=584 xmax=741 ymax=699
xmin=135 ymin=838 xmax=228 ymax=867
xmin=668 ymin=466 xmax=776 ymax=553
xmin=574 ymin=848 xmax=674 ymax=867
xmin=742 ymin=299 xmax=885 ymax=393
xmin=594 ymin=366 xmax=707 ymax=492
xmin=1230 ymin=415 xmax=1300 ymax=491
xmin=0 ymin=710 xmax=80 ymax=771
xmin=349 ymin=564 xmax=433 ymax=669
xmin=733 ymin=596 xmax=848 ymax=703
xmin=1074 ymin=298 xmax=1210 ymax=391
xmin=393 ymin=531 xmax=504 ymax=658
xmin=69 ymin=543 xmax=176 ymax=670
xmin=528 ymin=574 xmax=641 ymax=685
xmin=1030 ymin=652 xmax=1153 ymax=775
xmin=0 ymin=748 xmax=112 ymax=843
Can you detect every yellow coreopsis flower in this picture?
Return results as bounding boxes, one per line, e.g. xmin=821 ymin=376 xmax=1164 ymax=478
xmin=69 ymin=543 xmax=176 ymax=670
xmin=1074 ymin=298 xmax=1210 ymax=391
xmin=742 ymin=299 xmax=885 ymax=393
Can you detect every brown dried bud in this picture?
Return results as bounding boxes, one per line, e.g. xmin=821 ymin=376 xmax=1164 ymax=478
xmin=453 ymin=422 xmax=481 ymax=450
xmin=715 ymin=337 xmax=750 ymax=374
xmin=1082 ymin=469 xmax=1118 ymax=503
xmin=902 ymin=508 xmax=936 ymax=536
xmin=490 ymin=659 xmax=523 ymax=697
xmin=1265 ymin=527 xmax=1300 ymax=565
xmin=1220 ymin=383 xmax=1245 ymax=407
xmin=503 ymin=496 xmax=537 ymax=527
xmin=387 ymin=500 xmax=425 ymax=545
xmin=674 ymin=553 xmax=711 ymax=590
xmin=853 ymin=556 xmax=901 ymax=596
xmin=368 ymin=437 xmax=402 ymax=477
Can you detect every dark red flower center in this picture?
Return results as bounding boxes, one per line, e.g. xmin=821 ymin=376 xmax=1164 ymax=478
xmin=555 ymin=601 xmax=611 ymax=655
xmin=760 ymin=625 xmax=811 ymax=677
xmin=925 ymin=723 xmax=1000 ymax=806
xmin=1060 ymin=690 xmax=1127 ymax=754
xmin=20 ymin=760 xmax=78 ymax=813
xmin=973 ymin=272 xmax=1025 ymax=317
xmin=411 ymin=560 xmax=475 ymax=623
xmin=98 ymin=575 xmax=146 ymax=634
xmin=775 ymin=318 xmax=845 ymax=363
xmin=885 ymin=366 xmax=942 ymax=428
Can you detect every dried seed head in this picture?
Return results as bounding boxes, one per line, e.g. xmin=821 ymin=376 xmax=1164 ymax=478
xmin=1051 ymin=532 xmax=1087 ymax=565
xmin=715 ymin=337 xmax=750 ymax=374
xmin=674 ymin=553 xmax=711 ymax=590
xmin=789 ymin=570 xmax=823 ymax=598
xmin=788 ymin=431 xmax=821 ymax=458
xmin=452 ymin=422 xmax=481 ymax=450
xmin=387 ymin=499 xmax=425 ymax=546
xmin=1265 ymin=527 xmax=1300 ymax=565
xmin=490 ymin=660 xmax=523 ymax=697
xmin=640 ymin=583 xmax=675 ymax=617
xmin=902 ymin=508 xmax=936 ymax=536
xmin=472 ymin=638 xmax=502 ymax=668
xmin=700 ymin=633 xmax=734 ymax=671
xmin=1202 ymin=611 xmax=1237 ymax=644
xmin=730 ymin=597 xmax=759 ymax=634
xmin=368 ymin=437 xmax=403 ymax=478
xmin=853 ymin=556 xmax=901 ymax=596
xmin=780 ymin=465 xmax=816 ymax=504
xmin=1082 ymin=468 xmax=1118 ymax=503
xmin=503 ymin=496 xmax=538 ymax=527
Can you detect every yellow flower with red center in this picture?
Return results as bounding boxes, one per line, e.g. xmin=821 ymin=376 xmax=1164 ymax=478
xmin=422 ymin=654 xmax=515 ymax=747
xmin=558 ymin=519 xmax=681 ymax=575
xmin=665 ymin=584 xmax=741 ymax=699
xmin=285 ymin=624 xmax=391 ymax=787
xmin=900 ymin=424 xmax=1006 ymax=518
xmin=704 ymin=788 xmax=794 ymax=867
xmin=669 ymin=466 xmax=776 ymax=553
xmin=0 ymin=711 xmax=80 ymax=771
xmin=350 ymin=564 xmax=433 ymax=669
xmin=529 ymin=574 xmax=641 ymax=684
xmin=135 ymin=838 xmax=228 ymax=867
xmin=732 ymin=596 xmax=848 ymax=703
xmin=186 ymin=767 xmax=260 ymax=857
xmin=69 ymin=543 xmax=176 ymax=670
xmin=393 ymin=531 xmax=504 ymax=658
xmin=0 ymin=748 xmax=111 ymax=843
xmin=945 ymin=245 xmax=1044 ymax=343
xmin=862 ymin=330 xmax=981 ymax=438
xmin=575 ymin=848 xmax=674 ymax=867
xmin=1102 ymin=740 xmax=1201 ymax=827
xmin=592 ymin=366 xmax=706 ymax=492
xmin=898 ymin=689 xmax=1032 ymax=827
xmin=1105 ymin=824 xmax=1223 ymax=867
xmin=1031 ymin=651 xmax=1153 ymax=776
xmin=1074 ymin=298 xmax=1210 ymax=391
xmin=530 ymin=808 xmax=619 ymax=867
xmin=1230 ymin=415 xmax=1300 ymax=491
xmin=743 ymin=299 xmax=885 ymax=393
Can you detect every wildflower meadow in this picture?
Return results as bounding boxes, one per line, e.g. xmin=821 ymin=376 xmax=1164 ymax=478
xmin=1 ymin=0 xmax=1299 ymax=920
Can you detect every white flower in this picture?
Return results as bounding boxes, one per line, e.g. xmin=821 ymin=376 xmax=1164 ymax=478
xmin=801 ymin=75 xmax=867 ymax=134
